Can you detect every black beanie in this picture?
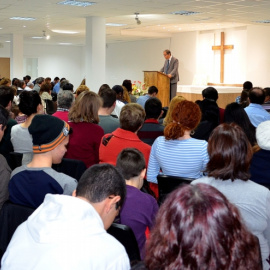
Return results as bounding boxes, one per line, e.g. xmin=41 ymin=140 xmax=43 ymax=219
xmin=29 ymin=114 xmax=70 ymax=153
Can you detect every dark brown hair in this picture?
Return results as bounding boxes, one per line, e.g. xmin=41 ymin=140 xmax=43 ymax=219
xmin=206 ymin=123 xmax=253 ymax=181
xmin=68 ymin=91 xmax=101 ymax=124
xmin=145 ymin=184 xmax=261 ymax=270
xmin=164 ymin=100 xmax=201 ymax=140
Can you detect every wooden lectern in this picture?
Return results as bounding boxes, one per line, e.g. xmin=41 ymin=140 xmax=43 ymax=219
xmin=143 ymin=71 xmax=170 ymax=107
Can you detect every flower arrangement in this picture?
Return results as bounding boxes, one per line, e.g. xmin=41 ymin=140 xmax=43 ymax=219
xmin=132 ymin=81 xmax=147 ymax=96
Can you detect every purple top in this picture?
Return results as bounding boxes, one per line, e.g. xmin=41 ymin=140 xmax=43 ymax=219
xmin=120 ymin=185 xmax=158 ymax=259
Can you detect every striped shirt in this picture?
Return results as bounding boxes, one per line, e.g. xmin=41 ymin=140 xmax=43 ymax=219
xmin=147 ymin=136 xmax=209 ymax=183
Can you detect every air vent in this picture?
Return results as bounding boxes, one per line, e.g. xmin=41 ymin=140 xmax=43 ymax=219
xmin=254 ymin=20 xmax=270 ymax=24
xmin=171 ymin=11 xmax=201 ymax=16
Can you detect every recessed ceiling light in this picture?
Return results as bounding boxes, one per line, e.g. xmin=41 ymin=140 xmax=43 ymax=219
xmin=10 ymin=17 xmax=36 ymax=21
xmin=52 ymin=29 xmax=79 ymax=34
xmin=57 ymin=0 xmax=96 ymax=7
xmin=32 ymin=36 xmax=43 ymax=39
xmin=106 ymin=23 xmax=127 ymax=27
xmin=5 ymin=41 xmax=10 ymax=43
xmin=59 ymin=43 xmax=72 ymax=45
xmin=171 ymin=11 xmax=201 ymax=16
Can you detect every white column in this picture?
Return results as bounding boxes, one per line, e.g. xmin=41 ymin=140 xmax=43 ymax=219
xmin=10 ymin=34 xmax=24 ymax=79
xmin=85 ymin=17 xmax=106 ymax=93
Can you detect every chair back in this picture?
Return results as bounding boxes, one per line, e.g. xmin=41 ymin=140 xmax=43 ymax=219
xmin=52 ymin=158 xmax=87 ymax=181
xmin=157 ymin=174 xmax=195 ymax=204
xmin=107 ymin=223 xmax=141 ymax=262
xmin=0 ymin=201 xmax=35 ymax=262
xmin=9 ymin=152 xmax=23 ymax=170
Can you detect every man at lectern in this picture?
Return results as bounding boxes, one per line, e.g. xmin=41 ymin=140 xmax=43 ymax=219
xmin=160 ymin=49 xmax=179 ymax=100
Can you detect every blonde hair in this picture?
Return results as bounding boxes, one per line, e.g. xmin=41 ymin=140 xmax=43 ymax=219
xmin=75 ymin=85 xmax=90 ymax=97
xmin=122 ymin=86 xmax=131 ymax=103
xmin=0 ymin=77 xmax=11 ymax=86
xmin=163 ymin=95 xmax=186 ymax=126
xmin=68 ymin=91 xmax=101 ymax=123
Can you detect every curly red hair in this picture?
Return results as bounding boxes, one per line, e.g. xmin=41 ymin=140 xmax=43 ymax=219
xmin=164 ymin=100 xmax=201 ymax=140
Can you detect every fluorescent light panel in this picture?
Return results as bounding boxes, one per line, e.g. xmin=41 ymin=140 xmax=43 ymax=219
xmin=32 ymin=37 xmax=43 ymax=39
xmin=57 ymin=0 xmax=96 ymax=7
xmin=10 ymin=17 xmax=36 ymax=21
xmin=106 ymin=23 xmax=127 ymax=27
xmin=52 ymin=30 xmax=78 ymax=34
xmin=59 ymin=43 xmax=72 ymax=45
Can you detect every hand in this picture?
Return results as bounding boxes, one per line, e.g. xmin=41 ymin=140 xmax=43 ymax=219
xmin=167 ymin=74 xmax=172 ymax=78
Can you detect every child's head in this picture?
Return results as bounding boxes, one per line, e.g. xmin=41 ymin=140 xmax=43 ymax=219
xmin=116 ymin=148 xmax=146 ymax=188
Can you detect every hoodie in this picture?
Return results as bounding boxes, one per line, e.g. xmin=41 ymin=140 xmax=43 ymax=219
xmin=1 ymin=194 xmax=129 ymax=270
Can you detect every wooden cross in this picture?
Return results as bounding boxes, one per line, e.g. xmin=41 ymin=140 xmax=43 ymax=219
xmin=212 ymin=32 xmax=234 ymax=83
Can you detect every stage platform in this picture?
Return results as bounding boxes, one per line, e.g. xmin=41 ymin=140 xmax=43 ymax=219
xmin=177 ymin=85 xmax=242 ymax=109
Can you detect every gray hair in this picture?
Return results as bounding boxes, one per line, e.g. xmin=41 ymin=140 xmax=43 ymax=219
xmin=57 ymin=90 xmax=74 ymax=109
xmin=35 ymin=77 xmax=44 ymax=84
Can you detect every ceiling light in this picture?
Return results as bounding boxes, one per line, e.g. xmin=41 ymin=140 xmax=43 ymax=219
xmin=5 ymin=41 xmax=10 ymax=43
xmin=32 ymin=37 xmax=43 ymax=39
xmin=106 ymin=23 xmax=127 ymax=27
xmin=57 ymin=0 xmax=96 ymax=7
xmin=171 ymin=11 xmax=201 ymax=16
xmin=52 ymin=29 xmax=78 ymax=34
xmin=59 ymin=43 xmax=72 ymax=45
xmin=10 ymin=17 xmax=36 ymax=21
xmin=135 ymin=13 xmax=141 ymax=25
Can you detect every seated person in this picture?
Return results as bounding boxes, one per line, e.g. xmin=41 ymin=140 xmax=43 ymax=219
xmin=98 ymin=88 xmax=120 ymax=134
xmin=65 ymin=91 xmax=104 ymax=168
xmin=0 ymin=105 xmax=11 ymax=210
xmin=52 ymin=90 xmax=74 ymax=122
xmin=244 ymin=87 xmax=270 ymax=127
xmin=193 ymin=90 xmax=220 ymax=141
xmin=2 ymin=164 xmax=130 ymax=270
xmin=122 ymin=79 xmax=136 ymax=103
xmin=116 ymin=148 xmax=158 ymax=259
xmin=99 ymin=103 xmax=151 ymax=166
xmin=201 ymin=87 xmax=225 ymax=123
xmin=11 ymin=91 xmax=43 ymax=164
xmin=147 ymin=100 xmax=208 ymax=184
xmin=145 ymin=184 xmax=261 ymax=269
xmin=136 ymin=86 xmax=158 ymax=109
xmin=9 ymin=115 xmax=77 ymax=208
xmin=138 ymin=97 xmax=164 ymax=145
xmin=250 ymin=120 xmax=270 ymax=185
xmin=0 ymin=85 xmax=16 ymax=167
xmin=111 ymin=85 xmax=125 ymax=118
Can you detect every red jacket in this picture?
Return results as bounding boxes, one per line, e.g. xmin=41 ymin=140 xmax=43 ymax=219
xmin=99 ymin=128 xmax=151 ymax=166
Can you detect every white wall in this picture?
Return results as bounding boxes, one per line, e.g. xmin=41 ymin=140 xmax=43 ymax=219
xmin=0 ymin=42 xmax=11 ymax=57
xmin=106 ymin=38 xmax=170 ymax=87
xmin=106 ymin=31 xmax=197 ymax=87
xmin=24 ymin=44 xmax=84 ymax=89
xmin=1 ymin=25 xmax=270 ymax=88
xmin=247 ymin=25 xmax=270 ymax=87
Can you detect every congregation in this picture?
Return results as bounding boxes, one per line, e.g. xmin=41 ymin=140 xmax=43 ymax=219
xmin=0 ymin=74 xmax=270 ymax=269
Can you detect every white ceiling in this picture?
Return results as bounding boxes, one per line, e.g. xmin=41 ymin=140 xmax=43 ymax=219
xmin=0 ymin=0 xmax=270 ymax=46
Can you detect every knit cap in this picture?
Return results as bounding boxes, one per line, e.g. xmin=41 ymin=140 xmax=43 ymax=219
xmin=29 ymin=114 xmax=70 ymax=153
xmin=256 ymin=120 xmax=270 ymax=150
